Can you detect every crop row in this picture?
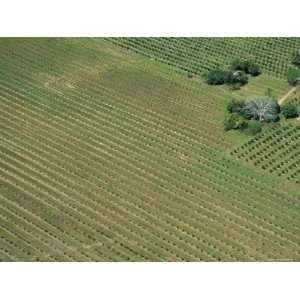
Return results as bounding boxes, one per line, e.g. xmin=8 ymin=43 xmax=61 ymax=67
xmin=0 ymin=78 xmax=300 ymax=258
xmin=107 ymin=38 xmax=300 ymax=78
xmin=1 ymin=38 xmax=300 ymax=261
xmin=0 ymin=76 xmax=296 ymax=210
xmin=231 ymin=123 xmax=300 ymax=183
xmin=2 ymin=67 xmax=300 ymax=209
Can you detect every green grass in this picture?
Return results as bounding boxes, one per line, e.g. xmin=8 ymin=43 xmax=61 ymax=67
xmin=0 ymin=38 xmax=299 ymax=261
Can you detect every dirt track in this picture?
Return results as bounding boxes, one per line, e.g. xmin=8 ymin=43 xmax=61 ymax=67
xmin=278 ymin=85 xmax=300 ymax=105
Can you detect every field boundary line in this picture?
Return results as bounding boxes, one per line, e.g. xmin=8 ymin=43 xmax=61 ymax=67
xmin=278 ymin=85 xmax=300 ymax=105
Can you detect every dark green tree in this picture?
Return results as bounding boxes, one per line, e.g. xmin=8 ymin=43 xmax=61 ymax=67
xmin=226 ymin=70 xmax=248 ymax=87
xmin=292 ymin=51 xmax=300 ymax=67
xmin=248 ymin=63 xmax=261 ymax=76
xmin=205 ymin=69 xmax=229 ymax=85
xmin=287 ymin=68 xmax=300 ymax=86
xmin=227 ymin=99 xmax=245 ymax=113
xmin=230 ymin=58 xmax=246 ymax=71
xmin=224 ymin=113 xmax=247 ymax=131
xmin=230 ymin=58 xmax=261 ymax=76
xmin=281 ymin=103 xmax=299 ymax=118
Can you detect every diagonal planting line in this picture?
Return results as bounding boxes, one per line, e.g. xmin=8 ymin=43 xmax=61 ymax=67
xmin=278 ymin=85 xmax=300 ymax=105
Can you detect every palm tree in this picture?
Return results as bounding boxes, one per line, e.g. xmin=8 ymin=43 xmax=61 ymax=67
xmin=242 ymin=97 xmax=280 ymax=122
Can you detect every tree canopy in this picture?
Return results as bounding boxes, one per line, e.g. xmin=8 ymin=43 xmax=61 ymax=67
xmin=224 ymin=113 xmax=247 ymax=131
xmin=292 ymin=51 xmax=300 ymax=67
xmin=287 ymin=68 xmax=300 ymax=86
xmin=227 ymin=99 xmax=245 ymax=113
xmin=205 ymin=69 xmax=228 ymax=85
xmin=230 ymin=58 xmax=261 ymax=76
xmin=281 ymin=103 xmax=299 ymax=119
xmin=242 ymin=97 xmax=280 ymax=122
xmin=205 ymin=58 xmax=261 ymax=89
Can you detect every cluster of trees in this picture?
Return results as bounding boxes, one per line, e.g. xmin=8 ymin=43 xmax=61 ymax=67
xmin=288 ymin=51 xmax=300 ymax=86
xmin=205 ymin=69 xmax=248 ymax=87
xmin=230 ymin=58 xmax=261 ymax=76
xmin=205 ymin=58 xmax=261 ymax=89
xmin=220 ymin=52 xmax=300 ymax=136
xmin=224 ymin=112 xmax=262 ymax=135
xmin=224 ymin=97 xmax=299 ymax=134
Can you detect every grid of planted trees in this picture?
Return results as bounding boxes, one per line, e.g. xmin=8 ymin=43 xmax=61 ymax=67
xmin=108 ymin=37 xmax=300 ymax=78
xmin=231 ymin=123 xmax=300 ymax=184
xmin=0 ymin=38 xmax=300 ymax=261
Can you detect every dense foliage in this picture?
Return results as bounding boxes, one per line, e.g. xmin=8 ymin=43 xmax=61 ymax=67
xmin=206 ymin=69 xmax=249 ymax=88
xmin=242 ymin=97 xmax=280 ymax=122
xmin=287 ymin=68 xmax=300 ymax=86
xmin=227 ymin=99 xmax=245 ymax=113
xmin=205 ymin=69 xmax=229 ymax=85
xmin=226 ymin=71 xmax=249 ymax=89
xmin=206 ymin=57 xmax=260 ymax=89
xmin=224 ymin=97 xmax=281 ymax=134
xmin=292 ymin=51 xmax=300 ymax=67
xmin=230 ymin=58 xmax=261 ymax=76
xmin=281 ymin=103 xmax=299 ymax=118
xmin=224 ymin=113 xmax=247 ymax=131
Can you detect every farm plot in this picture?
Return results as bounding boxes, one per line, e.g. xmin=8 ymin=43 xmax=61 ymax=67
xmin=231 ymin=123 xmax=300 ymax=185
xmin=108 ymin=38 xmax=300 ymax=78
xmin=0 ymin=38 xmax=300 ymax=261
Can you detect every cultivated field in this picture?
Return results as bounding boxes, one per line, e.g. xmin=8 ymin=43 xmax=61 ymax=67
xmin=232 ymin=123 xmax=300 ymax=183
xmin=109 ymin=38 xmax=300 ymax=78
xmin=0 ymin=38 xmax=299 ymax=261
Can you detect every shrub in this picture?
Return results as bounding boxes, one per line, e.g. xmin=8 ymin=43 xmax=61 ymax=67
xmin=287 ymin=68 xmax=300 ymax=86
xmin=292 ymin=51 xmax=300 ymax=67
xmin=205 ymin=69 xmax=229 ymax=85
xmin=230 ymin=58 xmax=261 ymax=76
xmin=281 ymin=103 xmax=299 ymax=118
xmin=226 ymin=70 xmax=248 ymax=87
xmin=206 ymin=64 xmax=252 ymax=88
xmin=242 ymin=96 xmax=280 ymax=122
xmin=230 ymin=58 xmax=249 ymax=72
xmin=224 ymin=113 xmax=247 ymax=131
xmin=246 ymin=120 xmax=262 ymax=135
xmin=227 ymin=99 xmax=245 ymax=113
xmin=248 ymin=63 xmax=261 ymax=76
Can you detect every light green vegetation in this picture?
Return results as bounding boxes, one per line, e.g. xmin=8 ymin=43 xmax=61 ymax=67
xmin=0 ymin=38 xmax=299 ymax=261
xmin=108 ymin=37 xmax=300 ymax=78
